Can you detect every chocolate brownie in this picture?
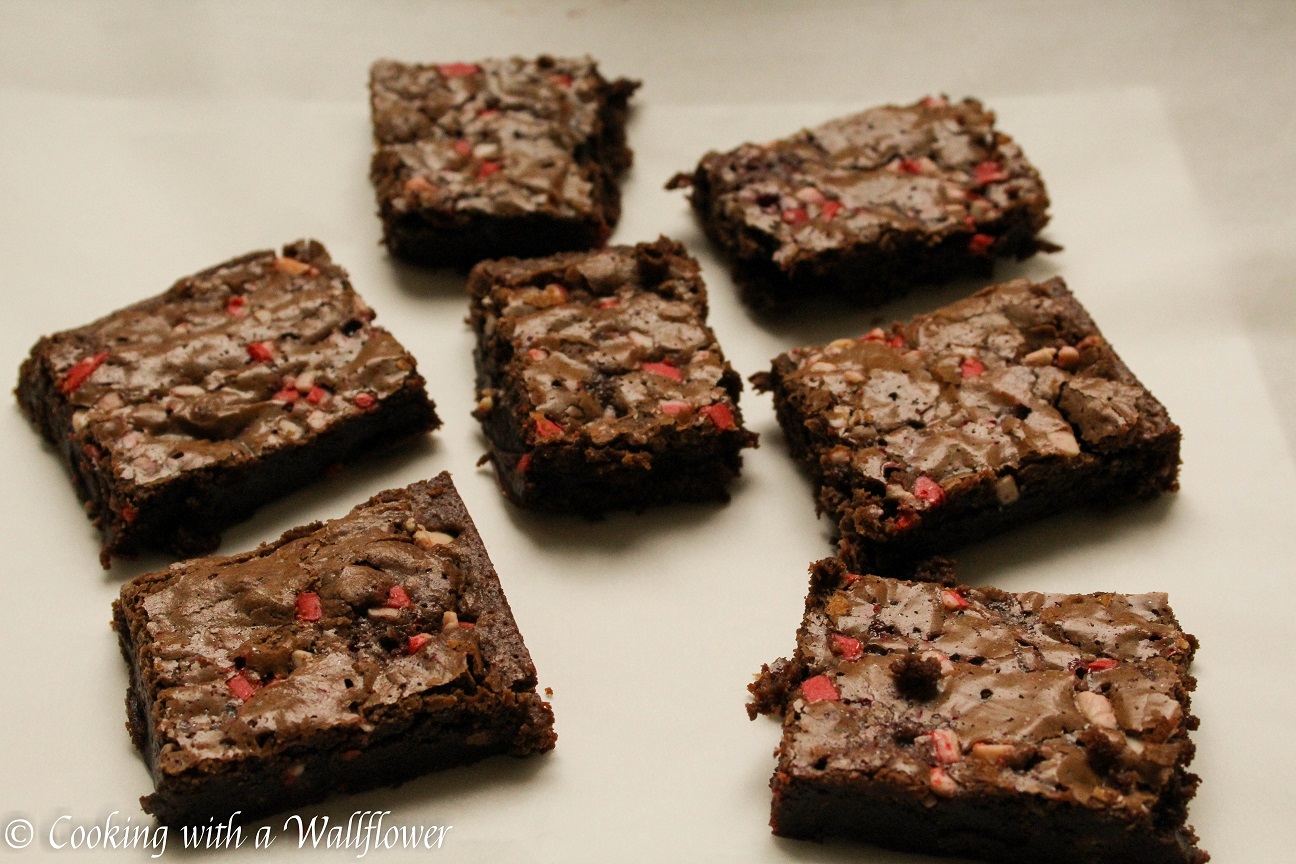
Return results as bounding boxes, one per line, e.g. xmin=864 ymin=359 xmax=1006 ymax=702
xmin=668 ymin=96 xmax=1054 ymax=310
xmin=16 ymin=240 xmax=439 ymax=565
xmin=752 ymin=277 xmax=1180 ymax=573
xmin=113 ymin=473 xmax=556 ymax=826
xmin=369 ymin=56 xmax=639 ymax=267
xmin=749 ymin=558 xmax=1206 ymax=864
xmin=469 ymin=237 xmax=757 ymax=514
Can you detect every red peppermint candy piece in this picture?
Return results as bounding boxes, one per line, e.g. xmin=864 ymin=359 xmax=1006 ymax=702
xmin=897 ymin=158 xmax=925 ymax=175
xmin=959 ymin=356 xmax=986 ymax=378
xmin=534 ymin=416 xmax=564 ymax=440
xmin=226 ymin=295 xmax=248 ymax=317
xmin=659 ymin=400 xmax=691 ymax=416
xmin=968 ymin=233 xmax=995 ymax=256
xmin=801 ymin=675 xmax=840 ymax=703
xmin=831 ymin=634 xmax=863 ymax=662
xmin=477 ymin=161 xmax=501 ymax=179
xmin=549 ymin=72 xmax=573 ymax=87
xmin=407 ymin=633 xmax=433 ymax=654
xmin=914 ymin=475 xmax=946 ymax=506
xmin=352 ymin=392 xmax=376 ymax=410
xmin=931 ymin=728 xmax=962 ymax=764
xmin=821 ymin=200 xmax=844 ymax=220
xmin=453 ymin=138 xmax=473 ymax=156
xmin=58 ymin=351 xmax=110 ymax=395
xmin=273 ymin=386 xmax=299 ymax=403
xmin=247 ymin=341 xmax=275 ymax=363
xmin=641 ymin=361 xmax=682 ymax=382
xmin=227 ymin=672 xmax=260 ymax=702
xmin=121 ymin=503 xmax=138 ymax=524
xmin=438 ymin=62 xmax=479 ymax=78
xmin=385 ymin=585 xmax=411 ymax=610
xmin=596 ymin=297 xmax=621 ymax=309
xmin=973 ymin=161 xmax=1008 ymax=185
xmin=305 ymin=385 xmax=328 ymax=405
xmin=894 ymin=511 xmax=918 ymax=532
xmin=295 ymin=592 xmax=322 ymax=622
xmin=515 ymin=453 xmax=532 ymax=474
xmin=781 ymin=207 xmax=809 ymax=225
xmin=941 ymin=589 xmax=970 ymax=610
xmin=1087 ymin=658 xmax=1120 ymax=673
xmin=700 ymin=402 xmax=735 ymax=431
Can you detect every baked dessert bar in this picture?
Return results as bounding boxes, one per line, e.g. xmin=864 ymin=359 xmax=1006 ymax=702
xmin=748 ymin=558 xmax=1206 ymax=863
xmin=752 ymin=277 xmax=1180 ymax=573
xmin=669 ymin=96 xmax=1053 ymax=310
xmin=114 ymin=474 xmax=556 ymax=825
xmin=16 ymin=240 xmax=439 ymax=565
xmin=370 ymin=56 xmax=638 ymax=266
xmin=470 ymin=237 xmax=757 ymax=514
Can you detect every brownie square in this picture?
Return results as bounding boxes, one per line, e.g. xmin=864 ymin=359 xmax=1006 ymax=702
xmin=113 ymin=473 xmax=556 ymax=826
xmin=369 ymin=56 xmax=639 ymax=267
xmin=669 ymin=96 xmax=1053 ymax=310
xmin=469 ymin=237 xmax=757 ymax=514
xmin=749 ymin=558 xmax=1206 ymax=864
xmin=752 ymin=277 xmax=1180 ymax=574
xmin=16 ymin=240 xmax=439 ymax=565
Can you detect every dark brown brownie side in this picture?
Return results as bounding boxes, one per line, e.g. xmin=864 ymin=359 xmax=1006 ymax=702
xmin=469 ymin=237 xmax=757 ymax=515
xmin=749 ymin=558 xmax=1207 ymax=864
xmin=16 ymin=240 xmax=439 ymax=565
xmin=114 ymin=473 xmax=555 ymax=826
xmin=669 ymin=96 xmax=1053 ymax=311
xmin=752 ymin=277 xmax=1180 ymax=574
xmin=370 ymin=56 xmax=638 ymax=267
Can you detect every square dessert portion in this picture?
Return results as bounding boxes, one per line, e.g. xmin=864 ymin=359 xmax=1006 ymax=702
xmin=369 ymin=56 xmax=639 ymax=267
xmin=749 ymin=558 xmax=1206 ymax=864
xmin=16 ymin=240 xmax=439 ymax=565
xmin=114 ymin=473 xmax=556 ymax=826
xmin=669 ymin=96 xmax=1054 ymax=310
xmin=752 ymin=277 xmax=1180 ymax=574
xmin=469 ymin=237 xmax=757 ymax=514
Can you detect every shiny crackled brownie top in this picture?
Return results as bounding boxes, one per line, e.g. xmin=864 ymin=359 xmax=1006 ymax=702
xmin=682 ymin=96 xmax=1047 ymax=265
xmin=471 ymin=239 xmax=747 ymax=445
xmin=769 ymin=562 xmax=1197 ymax=816
xmin=759 ymin=277 xmax=1172 ymax=518
xmin=370 ymin=56 xmax=635 ymax=220
xmin=40 ymin=240 xmax=423 ymax=488
xmin=118 ymin=477 xmax=525 ymax=772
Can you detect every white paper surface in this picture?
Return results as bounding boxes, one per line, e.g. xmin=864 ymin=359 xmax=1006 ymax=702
xmin=1 ymin=86 xmax=1293 ymax=863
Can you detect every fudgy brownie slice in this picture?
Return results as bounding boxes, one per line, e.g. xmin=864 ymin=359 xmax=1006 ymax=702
xmin=114 ymin=473 xmax=556 ymax=826
xmin=370 ymin=56 xmax=639 ymax=267
xmin=749 ymin=558 xmax=1206 ymax=864
xmin=752 ymin=277 xmax=1180 ymax=573
xmin=469 ymin=237 xmax=757 ymax=514
xmin=669 ymin=96 xmax=1053 ymax=310
xmin=16 ymin=240 xmax=439 ymax=565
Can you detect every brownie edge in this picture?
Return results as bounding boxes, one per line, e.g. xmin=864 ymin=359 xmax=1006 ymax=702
xmin=114 ymin=473 xmax=554 ymax=826
xmin=750 ymin=558 xmax=1207 ymax=864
